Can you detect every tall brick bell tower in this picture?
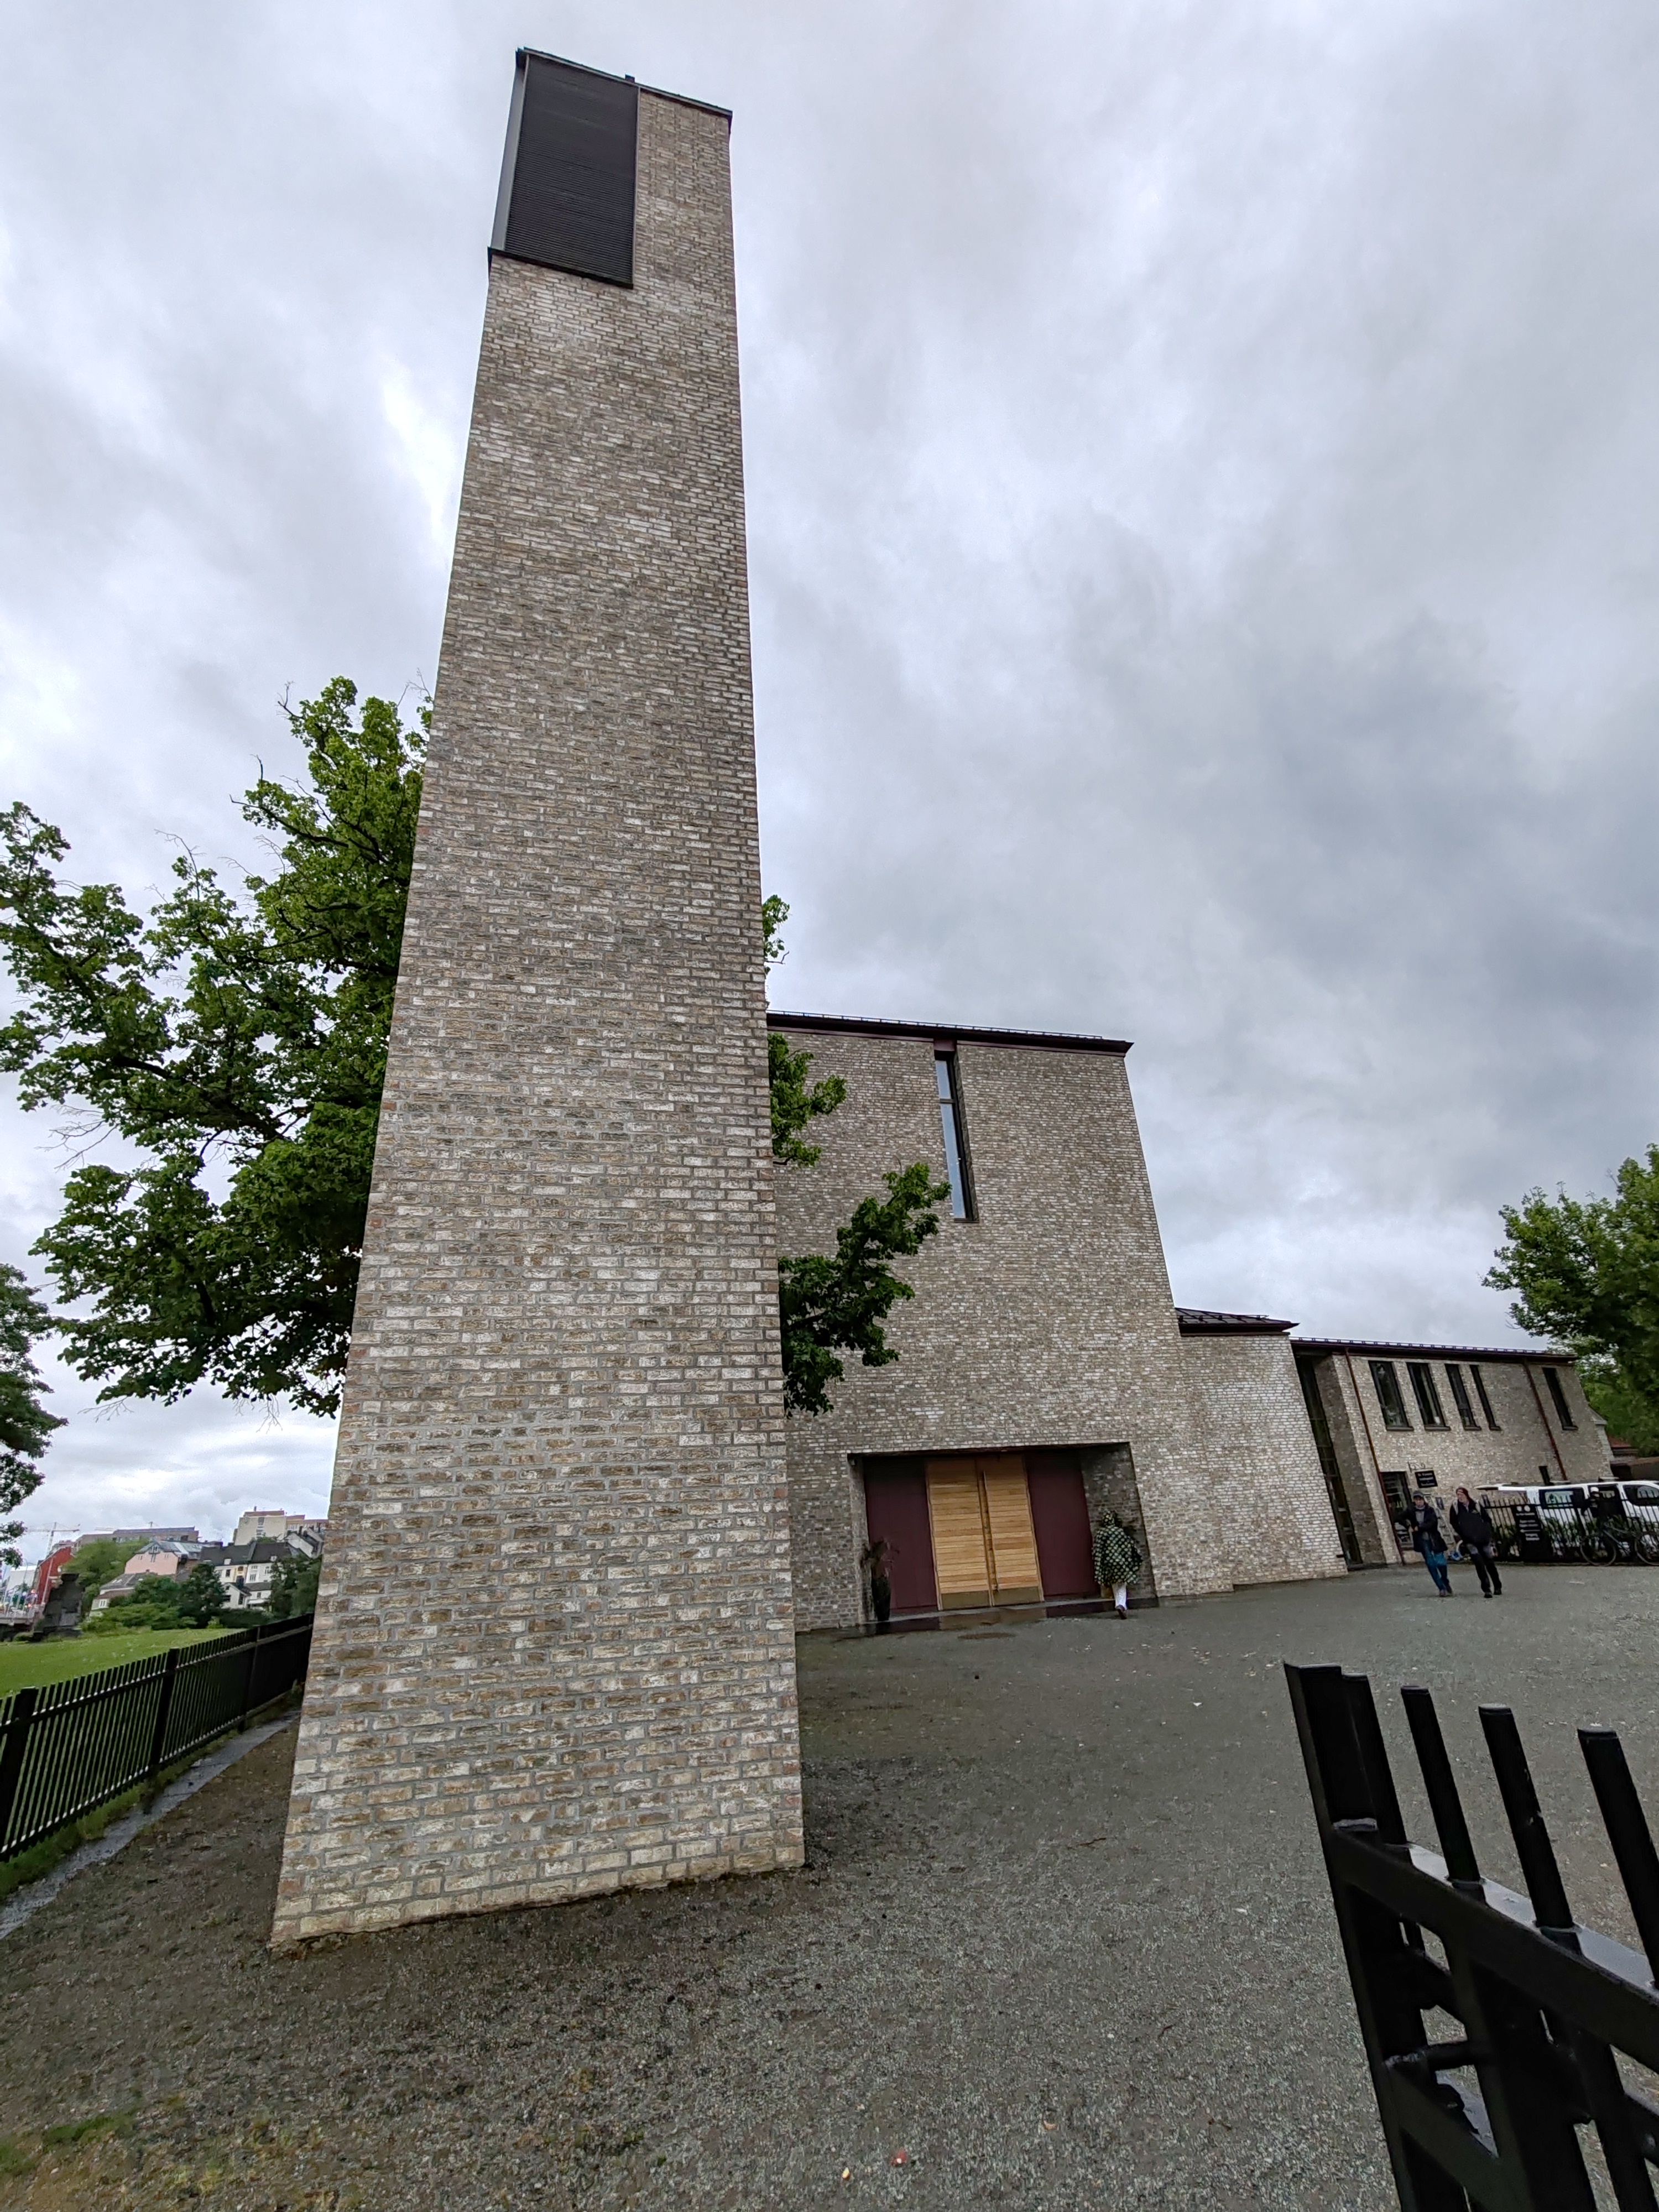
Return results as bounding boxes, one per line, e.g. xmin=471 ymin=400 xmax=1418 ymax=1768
xmin=271 ymin=53 xmax=802 ymax=1946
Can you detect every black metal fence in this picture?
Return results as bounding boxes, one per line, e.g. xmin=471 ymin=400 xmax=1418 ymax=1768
xmin=1485 ymin=1499 xmax=1659 ymax=1567
xmin=0 ymin=1615 xmax=312 ymax=1863
xmin=1288 ymin=1661 xmax=1659 ymax=2209
xmin=1390 ymin=1496 xmax=1659 ymax=1568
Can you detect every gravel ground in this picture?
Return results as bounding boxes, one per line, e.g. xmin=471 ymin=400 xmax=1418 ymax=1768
xmin=2 ymin=1562 xmax=1657 ymax=2211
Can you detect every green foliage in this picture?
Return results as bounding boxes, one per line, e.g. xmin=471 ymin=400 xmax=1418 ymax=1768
xmin=0 ymin=1264 xmax=61 ymax=1563
xmin=761 ymin=893 xmax=789 ymax=973
xmin=761 ymin=899 xmax=946 ymax=1411
xmin=175 ymin=1561 xmax=232 ymax=1626
xmin=768 ymin=1032 xmax=847 ymax=1168
xmin=0 ymin=680 xmax=425 ymax=1416
xmin=80 ymin=1603 xmax=156 ymax=1635
xmin=1487 ymin=1147 xmax=1659 ymax=1451
xmin=267 ymin=1551 xmax=321 ymax=1619
xmin=779 ymin=1162 xmax=951 ymax=1416
xmin=91 ymin=1562 xmax=229 ymax=1633
xmin=63 ymin=1535 xmax=131 ymax=1604
xmin=761 ymin=896 xmax=848 ymax=1165
xmin=0 ymin=693 xmax=937 ymax=1430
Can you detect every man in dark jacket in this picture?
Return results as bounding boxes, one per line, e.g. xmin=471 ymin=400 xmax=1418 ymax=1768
xmin=1450 ymin=1486 xmax=1504 ymax=1598
xmin=1410 ymin=1494 xmax=1453 ymax=1595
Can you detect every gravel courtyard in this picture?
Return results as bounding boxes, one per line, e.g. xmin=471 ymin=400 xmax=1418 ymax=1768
xmin=2 ymin=1563 xmax=1657 ymax=2211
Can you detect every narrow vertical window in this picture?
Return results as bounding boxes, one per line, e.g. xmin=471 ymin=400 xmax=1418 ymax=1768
xmin=1445 ymin=1364 xmax=1480 ymax=1431
xmin=1542 ymin=1366 xmax=1577 ymax=1430
xmin=935 ymin=1051 xmax=974 ymax=1221
xmin=1470 ymin=1365 xmax=1500 ymax=1430
xmin=1370 ymin=1360 xmax=1411 ymax=1431
xmin=1407 ymin=1362 xmax=1448 ymax=1429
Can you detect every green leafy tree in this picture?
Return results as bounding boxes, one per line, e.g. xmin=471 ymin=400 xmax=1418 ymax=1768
xmin=778 ymin=1163 xmax=949 ymax=1415
xmin=63 ymin=1535 xmax=131 ymax=1604
xmin=174 ymin=1561 xmax=231 ymax=1627
xmin=0 ymin=680 xmax=424 ymax=1417
xmin=267 ymin=1551 xmax=322 ymax=1619
xmin=763 ymin=898 xmax=847 ymax=1167
xmin=762 ymin=898 xmax=948 ymax=1414
xmin=0 ymin=718 xmax=941 ymax=1429
xmin=0 ymin=1264 xmax=62 ymax=1564
xmin=1487 ymin=1147 xmax=1659 ymax=1450
xmin=91 ymin=1572 xmax=190 ymax=1631
xmin=88 ymin=1561 xmax=228 ymax=1632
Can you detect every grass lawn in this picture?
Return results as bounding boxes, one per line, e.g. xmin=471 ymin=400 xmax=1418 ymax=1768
xmin=0 ymin=1625 xmax=233 ymax=1697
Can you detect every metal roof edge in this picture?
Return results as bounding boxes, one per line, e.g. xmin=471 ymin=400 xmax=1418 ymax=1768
xmin=1177 ymin=1308 xmax=1298 ymax=1335
xmin=514 ymin=48 xmax=732 ymax=119
xmin=766 ymin=1011 xmax=1131 ymax=1055
xmin=1292 ymin=1338 xmax=1577 ymax=1366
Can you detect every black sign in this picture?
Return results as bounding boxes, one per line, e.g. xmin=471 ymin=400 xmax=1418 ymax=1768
xmin=1415 ymin=1471 xmax=1438 ymax=1488
xmin=1512 ymin=1506 xmax=1551 ymax=1563
xmin=492 ymin=51 xmax=638 ymax=287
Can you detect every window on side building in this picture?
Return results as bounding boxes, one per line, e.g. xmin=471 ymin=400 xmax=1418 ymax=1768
xmin=1370 ymin=1360 xmax=1411 ymax=1430
xmin=934 ymin=1050 xmax=975 ymax=1222
xmin=1542 ymin=1366 xmax=1577 ymax=1429
xmin=1470 ymin=1364 xmax=1500 ymax=1430
xmin=1407 ymin=1362 xmax=1448 ymax=1428
xmin=1445 ymin=1364 xmax=1480 ymax=1431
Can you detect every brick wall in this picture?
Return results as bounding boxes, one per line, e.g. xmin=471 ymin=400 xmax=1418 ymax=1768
xmin=772 ymin=1026 xmax=1245 ymax=1627
xmin=1180 ymin=1333 xmax=1348 ymax=1585
xmin=272 ymin=87 xmax=802 ymax=1948
xmin=1309 ymin=1347 xmax=1608 ymax=1555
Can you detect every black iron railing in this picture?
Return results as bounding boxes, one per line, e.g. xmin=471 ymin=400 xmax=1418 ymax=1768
xmin=1390 ymin=1497 xmax=1659 ymax=1567
xmin=0 ymin=1615 xmax=312 ymax=1862
xmin=1488 ymin=1500 xmax=1659 ymax=1567
xmin=1288 ymin=1662 xmax=1659 ymax=2209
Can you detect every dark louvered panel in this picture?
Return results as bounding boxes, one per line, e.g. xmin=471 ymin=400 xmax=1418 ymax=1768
xmin=493 ymin=52 xmax=637 ymax=287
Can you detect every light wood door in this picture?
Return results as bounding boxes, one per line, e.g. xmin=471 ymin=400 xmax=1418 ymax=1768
xmin=924 ymin=1456 xmax=1041 ymax=1608
xmin=926 ymin=1464 xmax=992 ymax=1608
xmin=979 ymin=1459 xmax=1042 ymax=1604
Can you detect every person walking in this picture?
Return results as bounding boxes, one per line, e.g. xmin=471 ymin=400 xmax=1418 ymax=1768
xmin=1094 ymin=1511 xmax=1142 ymax=1619
xmin=1449 ymin=1486 xmax=1504 ymax=1598
xmin=1411 ymin=1493 xmax=1453 ymax=1596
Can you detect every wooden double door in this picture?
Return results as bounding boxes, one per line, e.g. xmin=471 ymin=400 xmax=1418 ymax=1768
xmin=926 ymin=1456 xmax=1044 ymax=1608
xmin=863 ymin=1449 xmax=1099 ymax=1614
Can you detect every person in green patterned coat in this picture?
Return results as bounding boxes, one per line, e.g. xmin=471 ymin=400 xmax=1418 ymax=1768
xmin=1093 ymin=1512 xmax=1142 ymax=1618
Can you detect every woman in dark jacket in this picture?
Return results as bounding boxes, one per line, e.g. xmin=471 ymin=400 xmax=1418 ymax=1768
xmin=1450 ymin=1486 xmax=1504 ymax=1599
xmin=1411 ymin=1495 xmax=1453 ymax=1595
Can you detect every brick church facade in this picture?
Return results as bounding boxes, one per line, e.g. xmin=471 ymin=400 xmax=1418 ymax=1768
xmin=271 ymin=50 xmax=1600 ymax=1944
xmin=768 ymin=1014 xmax=1348 ymax=1629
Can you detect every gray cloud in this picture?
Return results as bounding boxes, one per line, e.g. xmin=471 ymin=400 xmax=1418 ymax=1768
xmin=2 ymin=0 xmax=1656 ymax=1546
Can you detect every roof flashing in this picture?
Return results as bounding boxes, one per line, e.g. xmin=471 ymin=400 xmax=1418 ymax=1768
xmin=766 ymin=1010 xmax=1130 ymax=1056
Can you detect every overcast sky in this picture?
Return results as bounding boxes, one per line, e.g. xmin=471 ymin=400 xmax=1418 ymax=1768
xmin=3 ymin=0 xmax=1656 ymax=1553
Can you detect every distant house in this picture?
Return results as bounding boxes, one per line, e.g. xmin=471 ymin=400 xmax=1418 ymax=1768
xmin=232 ymin=1510 xmax=327 ymax=1554
xmin=87 ymin=1538 xmax=202 ymax=1613
xmin=215 ymin=1538 xmax=303 ymax=1610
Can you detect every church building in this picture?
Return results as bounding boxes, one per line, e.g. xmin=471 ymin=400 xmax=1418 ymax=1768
xmin=768 ymin=1011 xmax=1349 ymax=1628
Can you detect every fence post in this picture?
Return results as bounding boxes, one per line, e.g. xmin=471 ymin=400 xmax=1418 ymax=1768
xmin=146 ymin=1648 xmax=180 ymax=1781
xmin=238 ymin=1622 xmax=262 ymax=1730
xmin=0 ymin=1686 xmax=39 ymax=1853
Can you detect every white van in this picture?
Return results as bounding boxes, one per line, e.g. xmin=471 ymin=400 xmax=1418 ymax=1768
xmin=1492 ymin=1481 xmax=1659 ymax=1561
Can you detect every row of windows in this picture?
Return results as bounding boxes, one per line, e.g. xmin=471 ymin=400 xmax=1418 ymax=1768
xmin=1368 ymin=1358 xmax=1577 ymax=1435
xmin=1370 ymin=1359 xmax=1493 ymax=1432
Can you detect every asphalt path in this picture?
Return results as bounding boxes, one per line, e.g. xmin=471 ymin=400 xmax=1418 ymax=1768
xmin=2 ymin=1561 xmax=1654 ymax=2209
